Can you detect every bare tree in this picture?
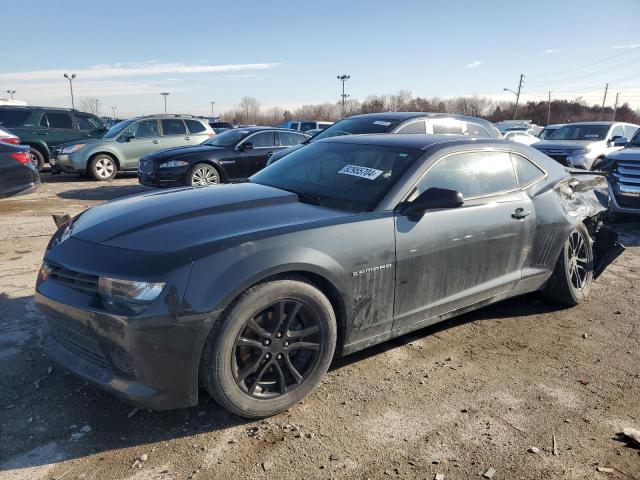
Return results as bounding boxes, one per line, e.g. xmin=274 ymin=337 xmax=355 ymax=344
xmin=238 ymin=96 xmax=261 ymax=124
xmin=79 ymin=97 xmax=100 ymax=115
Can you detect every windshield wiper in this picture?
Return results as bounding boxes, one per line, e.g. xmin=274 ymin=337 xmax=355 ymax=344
xmin=277 ymin=187 xmax=322 ymax=206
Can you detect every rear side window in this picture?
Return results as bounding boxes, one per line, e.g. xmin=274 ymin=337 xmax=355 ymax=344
xmin=301 ymin=122 xmax=317 ymax=131
xmin=161 ymin=119 xmax=187 ymax=135
xmin=185 ymin=119 xmax=206 ymax=134
xmin=0 ymin=109 xmax=30 ymax=127
xmin=45 ymin=112 xmax=73 ymax=129
xmin=277 ymin=131 xmax=307 ymax=146
xmin=511 ymin=153 xmax=545 ymax=186
xmin=428 ymin=118 xmax=464 ymax=135
xmin=417 ymin=151 xmax=517 ymax=199
xmin=318 ymin=123 xmax=333 ymax=129
xmin=396 ymin=121 xmax=426 ymax=134
xmin=289 ymin=122 xmax=300 ymax=130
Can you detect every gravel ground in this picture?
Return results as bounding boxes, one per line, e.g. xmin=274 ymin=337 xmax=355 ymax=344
xmin=1 ymin=173 xmax=639 ymax=480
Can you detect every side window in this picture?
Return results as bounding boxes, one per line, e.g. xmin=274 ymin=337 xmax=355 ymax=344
xmin=76 ymin=115 xmax=102 ymax=130
xmin=290 ymin=122 xmax=300 ymax=131
xmin=161 ymin=119 xmax=187 ymax=135
xmin=428 ymin=118 xmax=464 ymax=135
xmin=131 ymin=120 xmax=159 ymax=138
xmin=465 ymin=122 xmax=491 ymax=138
xmin=396 ymin=121 xmax=426 ymax=134
xmin=610 ymin=125 xmax=625 ymax=140
xmin=45 ymin=112 xmax=73 ymax=129
xmin=318 ymin=123 xmax=333 ymax=129
xmin=511 ymin=153 xmax=545 ymax=186
xmin=416 ymin=151 xmax=517 ymax=199
xmin=40 ymin=115 xmax=49 ymax=128
xmin=247 ymin=131 xmax=276 ymax=148
xmin=185 ymin=119 xmax=206 ymax=134
xmin=624 ymin=125 xmax=637 ymax=139
xmin=277 ymin=131 xmax=307 ymax=146
xmin=301 ymin=122 xmax=317 ymax=132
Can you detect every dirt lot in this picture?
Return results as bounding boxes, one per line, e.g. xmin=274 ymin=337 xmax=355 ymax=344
xmin=1 ymin=173 xmax=639 ymax=480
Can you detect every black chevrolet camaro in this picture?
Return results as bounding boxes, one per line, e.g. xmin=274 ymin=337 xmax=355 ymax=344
xmin=137 ymin=127 xmax=309 ymax=187
xmin=36 ymin=134 xmax=622 ymax=418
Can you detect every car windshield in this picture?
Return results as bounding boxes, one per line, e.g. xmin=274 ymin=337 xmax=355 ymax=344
xmin=628 ymin=130 xmax=640 ymax=147
xmin=203 ymin=129 xmax=251 ymax=147
xmin=250 ymin=141 xmax=422 ymax=212
xmin=549 ymin=124 xmax=609 ymax=141
xmin=538 ymin=128 xmax=557 ymax=139
xmin=104 ymin=120 xmax=133 ymax=138
xmin=310 ymin=118 xmax=401 ymax=141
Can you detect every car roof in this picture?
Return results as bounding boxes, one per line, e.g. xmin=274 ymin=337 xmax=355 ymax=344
xmin=0 ymin=105 xmax=80 ymax=112
xmin=234 ymin=126 xmax=308 ymax=133
xmin=314 ymin=133 xmax=511 ymax=150
xmin=559 ymin=121 xmax=616 ymax=126
xmin=344 ymin=111 xmax=490 ymax=123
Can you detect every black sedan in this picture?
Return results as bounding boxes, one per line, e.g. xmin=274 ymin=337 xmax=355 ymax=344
xmin=36 ymin=135 xmax=620 ymax=418
xmin=138 ymin=127 xmax=309 ymax=187
xmin=0 ymin=142 xmax=40 ymax=199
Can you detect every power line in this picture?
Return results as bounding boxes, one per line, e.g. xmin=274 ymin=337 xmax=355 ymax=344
xmin=526 ymin=55 xmax=640 ymax=87
xmin=527 ymin=47 xmax=640 ymax=79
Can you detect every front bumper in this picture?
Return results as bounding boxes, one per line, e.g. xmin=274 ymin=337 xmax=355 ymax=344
xmin=50 ymin=153 xmax=84 ymax=173
xmin=36 ymin=291 xmax=208 ymax=410
xmin=137 ymin=164 xmax=189 ymax=188
xmin=608 ymin=182 xmax=640 ymax=214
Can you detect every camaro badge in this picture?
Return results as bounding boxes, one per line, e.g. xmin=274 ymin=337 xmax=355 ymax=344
xmin=352 ymin=263 xmax=393 ymax=277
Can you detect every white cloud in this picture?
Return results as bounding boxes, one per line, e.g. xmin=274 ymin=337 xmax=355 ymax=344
xmin=613 ymin=44 xmax=639 ymax=49
xmin=545 ymin=49 xmax=561 ymax=54
xmin=0 ymin=61 xmax=282 ymax=83
xmin=464 ymin=61 xmax=483 ymax=69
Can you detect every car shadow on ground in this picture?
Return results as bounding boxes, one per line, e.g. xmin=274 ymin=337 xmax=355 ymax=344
xmin=0 ymin=290 xmax=561 ymax=473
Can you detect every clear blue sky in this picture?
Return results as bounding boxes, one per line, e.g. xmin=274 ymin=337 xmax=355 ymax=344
xmin=1 ymin=0 xmax=639 ymax=116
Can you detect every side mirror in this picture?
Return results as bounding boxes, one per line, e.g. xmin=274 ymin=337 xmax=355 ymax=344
xmin=400 ymin=188 xmax=464 ymax=217
xmin=240 ymin=141 xmax=254 ymax=151
xmin=121 ymin=133 xmax=134 ymax=142
xmin=613 ymin=137 xmax=628 ymax=147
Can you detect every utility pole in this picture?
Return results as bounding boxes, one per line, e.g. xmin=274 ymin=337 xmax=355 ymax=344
xmin=94 ymin=99 xmax=100 ymax=115
xmin=63 ymin=73 xmax=76 ymax=109
xmin=111 ymin=106 xmax=117 ymax=119
xmin=160 ymin=92 xmax=170 ymax=114
xmin=337 ymin=74 xmax=350 ymax=118
xmin=503 ymin=74 xmax=524 ymax=120
xmin=547 ymin=91 xmax=552 ymax=125
xmin=210 ymin=101 xmax=215 ymax=116
xmin=6 ymin=90 xmax=16 ymax=99
xmin=599 ymin=83 xmax=609 ymax=121
xmin=612 ymin=92 xmax=620 ymax=121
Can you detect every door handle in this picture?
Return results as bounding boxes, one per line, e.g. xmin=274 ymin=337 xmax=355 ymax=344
xmin=39 ymin=132 xmax=49 ymax=136
xmin=184 ymin=136 xmax=191 ymax=140
xmin=152 ymin=140 xmax=160 ymax=144
xmin=511 ymin=208 xmax=531 ymax=220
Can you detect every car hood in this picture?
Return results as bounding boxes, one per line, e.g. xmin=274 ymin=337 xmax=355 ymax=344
xmin=55 ymin=137 xmax=110 ymax=150
xmin=606 ymin=147 xmax=640 ymax=161
xmin=69 ymin=183 xmax=352 ymax=253
xmin=533 ymin=140 xmax=598 ymax=150
xmin=143 ymin=144 xmax=227 ymax=161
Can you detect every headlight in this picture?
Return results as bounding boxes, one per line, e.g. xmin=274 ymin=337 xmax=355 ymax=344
xmin=60 ymin=144 xmax=85 ymax=154
xmin=160 ymin=160 xmax=189 ymax=168
xmin=98 ymin=277 xmax=165 ymax=314
xmin=571 ymin=148 xmax=590 ymax=155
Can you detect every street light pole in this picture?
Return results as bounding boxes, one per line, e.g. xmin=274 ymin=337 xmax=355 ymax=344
xmin=111 ymin=106 xmax=117 ymax=120
xmin=94 ymin=99 xmax=100 ymax=115
xmin=337 ymin=74 xmax=350 ymax=118
xmin=6 ymin=90 xmax=16 ymax=100
xmin=210 ymin=101 xmax=216 ymax=116
xmin=160 ymin=92 xmax=170 ymax=114
xmin=63 ymin=73 xmax=76 ymax=109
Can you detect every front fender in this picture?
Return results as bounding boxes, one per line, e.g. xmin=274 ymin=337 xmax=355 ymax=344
xmin=183 ymin=245 xmax=348 ymax=318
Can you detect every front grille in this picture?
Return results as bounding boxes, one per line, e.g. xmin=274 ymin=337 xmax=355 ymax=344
xmin=138 ymin=159 xmax=154 ymax=174
xmin=613 ymin=161 xmax=640 ymax=207
xmin=548 ymin=154 xmax=570 ymax=166
xmin=50 ymin=320 xmax=113 ymax=372
xmin=537 ymin=149 xmax=572 ymax=166
xmin=48 ymin=264 xmax=99 ymax=294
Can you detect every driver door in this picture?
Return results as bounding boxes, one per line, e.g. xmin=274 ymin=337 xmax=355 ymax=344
xmin=393 ymin=150 xmax=534 ymax=329
xmin=117 ymin=119 xmax=161 ymax=170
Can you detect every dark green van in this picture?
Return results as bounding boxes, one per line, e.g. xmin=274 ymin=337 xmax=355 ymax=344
xmin=0 ymin=106 xmax=106 ymax=171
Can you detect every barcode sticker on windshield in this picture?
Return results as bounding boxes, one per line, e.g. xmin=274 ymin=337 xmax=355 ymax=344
xmin=338 ymin=165 xmax=383 ymax=180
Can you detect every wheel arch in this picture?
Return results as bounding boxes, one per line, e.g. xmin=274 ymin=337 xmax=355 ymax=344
xmin=25 ymin=141 xmax=49 ymax=161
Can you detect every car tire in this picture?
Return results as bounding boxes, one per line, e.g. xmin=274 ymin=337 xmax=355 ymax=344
xmin=542 ymin=223 xmax=593 ymax=306
xmin=189 ymin=163 xmax=220 ymax=186
xmin=88 ymin=154 xmax=117 ymax=181
xmin=29 ymin=147 xmax=45 ymax=172
xmin=200 ymin=278 xmax=337 ymax=418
